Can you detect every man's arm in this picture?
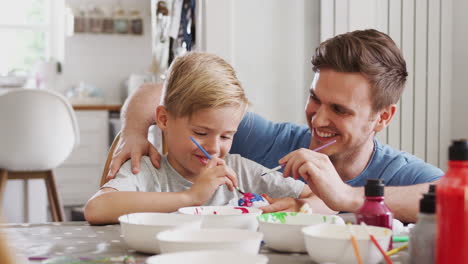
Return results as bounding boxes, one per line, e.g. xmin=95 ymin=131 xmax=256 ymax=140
xmin=107 ymin=83 xmax=163 ymax=178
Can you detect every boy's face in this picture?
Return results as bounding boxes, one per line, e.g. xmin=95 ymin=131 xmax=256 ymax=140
xmin=305 ymin=69 xmax=387 ymax=160
xmin=157 ymin=105 xmax=244 ymax=179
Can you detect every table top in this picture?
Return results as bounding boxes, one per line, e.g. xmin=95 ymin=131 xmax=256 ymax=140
xmin=3 ymin=221 xmax=314 ymax=264
xmin=3 ymin=221 xmax=408 ymax=264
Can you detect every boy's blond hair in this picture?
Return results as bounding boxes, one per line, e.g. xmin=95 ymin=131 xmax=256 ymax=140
xmin=162 ymin=52 xmax=248 ymax=117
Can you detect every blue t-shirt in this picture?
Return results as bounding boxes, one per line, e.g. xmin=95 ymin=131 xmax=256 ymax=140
xmin=230 ymin=112 xmax=443 ymax=186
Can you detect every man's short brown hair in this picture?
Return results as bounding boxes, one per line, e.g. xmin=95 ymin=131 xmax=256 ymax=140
xmin=312 ymin=29 xmax=408 ymax=112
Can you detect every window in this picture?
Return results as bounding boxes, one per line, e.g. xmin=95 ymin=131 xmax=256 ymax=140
xmin=0 ymin=0 xmax=63 ymax=75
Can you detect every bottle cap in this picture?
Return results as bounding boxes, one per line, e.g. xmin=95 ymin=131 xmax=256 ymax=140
xmin=449 ymin=139 xmax=468 ymax=161
xmin=420 ymin=192 xmax=436 ymax=214
xmin=365 ymin=178 xmax=385 ymax=197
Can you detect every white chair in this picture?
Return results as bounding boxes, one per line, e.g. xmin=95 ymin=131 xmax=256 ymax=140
xmin=0 ymin=89 xmax=79 ymax=221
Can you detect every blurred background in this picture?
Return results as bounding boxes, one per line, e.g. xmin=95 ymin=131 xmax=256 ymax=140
xmin=0 ymin=0 xmax=466 ymax=223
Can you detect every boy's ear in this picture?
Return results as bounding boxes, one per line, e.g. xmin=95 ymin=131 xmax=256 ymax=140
xmin=156 ymin=105 xmax=169 ymax=130
xmin=374 ymin=104 xmax=396 ymax=132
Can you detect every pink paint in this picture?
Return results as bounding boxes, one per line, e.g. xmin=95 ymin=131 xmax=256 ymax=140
xmin=234 ymin=207 xmax=249 ymax=214
xmin=213 ymin=211 xmax=217 ymax=215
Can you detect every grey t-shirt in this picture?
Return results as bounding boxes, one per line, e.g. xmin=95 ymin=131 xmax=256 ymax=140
xmin=103 ymin=154 xmax=305 ymax=206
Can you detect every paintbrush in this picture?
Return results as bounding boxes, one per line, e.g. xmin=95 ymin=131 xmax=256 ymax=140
xmin=361 ymin=222 xmax=393 ymax=264
xmin=260 ymin=139 xmax=337 ymax=176
xmin=190 ymin=136 xmax=245 ymax=194
xmin=346 ymin=223 xmax=364 ymax=264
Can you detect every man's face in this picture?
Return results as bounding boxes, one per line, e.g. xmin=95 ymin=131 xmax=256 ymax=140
xmin=160 ymin=106 xmax=243 ymax=179
xmin=305 ymin=69 xmax=381 ymax=159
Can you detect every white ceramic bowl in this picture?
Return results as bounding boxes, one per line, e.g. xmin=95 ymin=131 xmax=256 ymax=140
xmin=146 ymin=250 xmax=268 ymax=264
xmin=258 ymin=212 xmax=345 ymax=253
xmin=178 ymin=206 xmax=262 ymax=230
xmin=118 ymin=212 xmax=202 ymax=254
xmin=302 ymin=224 xmax=392 ymax=264
xmin=157 ymin=228 xmax=264 ymax=254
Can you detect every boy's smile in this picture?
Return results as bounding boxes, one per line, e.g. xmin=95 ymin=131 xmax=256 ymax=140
xmin=157 ymin=105 xmax=244 ymax=181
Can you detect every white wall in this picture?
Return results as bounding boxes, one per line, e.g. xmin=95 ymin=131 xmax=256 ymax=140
xmin=452 ymin=0 xmax=468 ymax=139
xmin=320 ymin=0 xmax=452 ymax=170
xmin=62 ymin=0 xmax=153 ymax=104
xmin=201 ymin=0 xmax=320 ymax=124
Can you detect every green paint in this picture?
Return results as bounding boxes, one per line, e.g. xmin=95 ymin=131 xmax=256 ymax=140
xmin=258 ymin=212 xmax=298 ymax=223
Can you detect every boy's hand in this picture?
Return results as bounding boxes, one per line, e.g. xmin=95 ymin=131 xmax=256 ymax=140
xmin=107 ymin=133 xmax=161 ymax=179
xmin=259 ymin=194 xmax=305 ymax=213
xmin=188 ymin=158 xmax=239 ymax=205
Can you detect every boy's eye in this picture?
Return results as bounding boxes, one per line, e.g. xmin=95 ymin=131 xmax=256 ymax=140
xmin=194 ymin=131 xmax=207 ymax=136
xmin=221 ymin=135 xmax=232 ymax=140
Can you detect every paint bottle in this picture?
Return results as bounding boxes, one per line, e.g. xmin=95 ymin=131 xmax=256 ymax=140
xmin=436 ymin=139 xmax=468 ymax=264
xmin=409 ymin=184 xmax=436 ymax=264
xmin=355 ymin=178 xmax=393 ymax=249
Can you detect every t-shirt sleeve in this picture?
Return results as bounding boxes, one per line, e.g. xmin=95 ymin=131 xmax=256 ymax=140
xmin=102 ymin=160 xmax=138 ymax=191
xmin=387 ymin=160 xmax=443 ymax=186
xmin=230 ymin=112 xmax=311 ymax=169
xmin=230 ymin=154 xmax=305 ymax=199
xmin=102 ymin=157 xmax=159 ymax=192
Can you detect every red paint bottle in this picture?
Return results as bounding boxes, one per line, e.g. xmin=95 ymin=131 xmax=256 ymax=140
xmin=355 ymin=178 xmax=393 ymax=249
xmin=436 ymin=139 xmax=468 ymax=264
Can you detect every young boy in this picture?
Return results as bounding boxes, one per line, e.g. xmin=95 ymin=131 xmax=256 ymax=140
xmin=84 ymin=52 xmax=319 ymax=224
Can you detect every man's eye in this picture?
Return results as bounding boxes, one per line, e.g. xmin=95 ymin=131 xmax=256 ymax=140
xmin=333 ymin=105 xmax=347 ymax=114
xmin=310 ymin=95 xmax=320 ymax=103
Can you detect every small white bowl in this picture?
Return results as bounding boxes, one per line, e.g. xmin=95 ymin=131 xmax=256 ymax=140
xmin=118 ymin=212 xmax=202 ymax=254
xmin=178 ymin=206 xmax=262 ymax=230
xmin=146 ymin=250 xmax=268 ymax=264
xmin=258 ymin=212 xmax=345 ymax=253
xmin=302 ymin=224 xmax=392 ymax=264
xmin=156 ymin=228 xmax=263 ymax=254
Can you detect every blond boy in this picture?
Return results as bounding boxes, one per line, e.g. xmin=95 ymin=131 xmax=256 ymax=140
xmin=84 ymin=52 xmax=320 ymax=225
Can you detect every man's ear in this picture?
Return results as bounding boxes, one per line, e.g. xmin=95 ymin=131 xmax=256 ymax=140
xmin=156 ymin=105 xmax=169 ymax=131
xmin=374 ymin=104 xmax=396 ymax=132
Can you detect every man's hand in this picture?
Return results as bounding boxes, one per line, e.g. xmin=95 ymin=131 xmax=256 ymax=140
xmin=188 ymin=158 xmax=239 ymax=205
xmin=259 ymin=194 xmax=306 ymax=213
xmin=279 ymin=148 xmax=362 ymax=212
xmin=107 ymin=132 xmax=162 ymax=179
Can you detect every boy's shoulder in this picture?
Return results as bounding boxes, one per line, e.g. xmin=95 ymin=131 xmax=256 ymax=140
xmin=224 ymin=153 xmax=267 ymax=175
xmin=119 ymin=156 xmax=161 ymax=177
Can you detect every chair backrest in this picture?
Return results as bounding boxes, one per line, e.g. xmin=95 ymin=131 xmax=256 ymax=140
xmin=100 ymin=131 xmax=121 ymax=187
xmin=0 ymin=89 xmax=79 ymax=171
xmin=100 ymin=129 xmax=167 ymax=187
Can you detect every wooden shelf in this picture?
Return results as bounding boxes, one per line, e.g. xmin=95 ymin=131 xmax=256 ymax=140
xmin=72 ymin=104 xmax=122 ymax=111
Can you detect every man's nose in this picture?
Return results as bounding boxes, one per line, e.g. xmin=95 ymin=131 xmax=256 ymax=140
xmin=311 ymin=105 xmax=330 ymax=127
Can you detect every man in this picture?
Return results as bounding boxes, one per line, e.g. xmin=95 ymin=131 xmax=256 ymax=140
xmin=108 ymin=29 xmax=442 ymax=222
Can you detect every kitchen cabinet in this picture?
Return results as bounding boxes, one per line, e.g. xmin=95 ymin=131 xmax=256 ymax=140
xmin=55 ymin=107 xmax=117 ymax=207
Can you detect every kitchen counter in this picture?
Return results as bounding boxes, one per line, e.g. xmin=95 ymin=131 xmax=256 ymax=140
xmin=72 ymin=104 xmax=122 ymax=111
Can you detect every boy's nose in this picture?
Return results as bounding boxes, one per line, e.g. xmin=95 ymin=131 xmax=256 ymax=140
xmin=203 ymin=138 xmax=220 ymax=156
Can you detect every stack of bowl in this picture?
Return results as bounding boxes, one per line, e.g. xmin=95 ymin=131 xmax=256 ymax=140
xmin=258 ymin=212 xmax=345 ymax=253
